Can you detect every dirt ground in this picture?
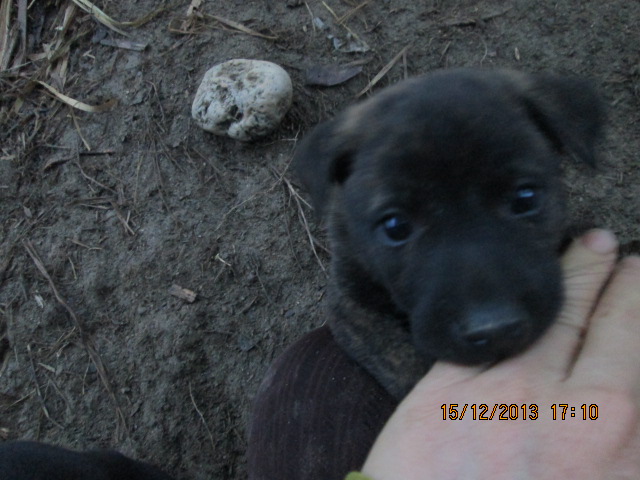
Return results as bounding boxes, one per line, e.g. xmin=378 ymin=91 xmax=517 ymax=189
xmin=0 ymin=0 xmax=638 ymax=478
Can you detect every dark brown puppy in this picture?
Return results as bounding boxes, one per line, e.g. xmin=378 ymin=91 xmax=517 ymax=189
xmin=247 ymin=68 xmax=604 ymax=480
xmin=295 ymin=68 xmax=604 ymax=399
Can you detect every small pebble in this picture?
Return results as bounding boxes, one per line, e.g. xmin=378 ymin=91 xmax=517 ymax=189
xmin=192 ymin=59 xmax=293 ymax=141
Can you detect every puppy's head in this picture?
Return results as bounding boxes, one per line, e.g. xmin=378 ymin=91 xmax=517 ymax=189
xmin=295 ymin=69 xmax=604 ymax=365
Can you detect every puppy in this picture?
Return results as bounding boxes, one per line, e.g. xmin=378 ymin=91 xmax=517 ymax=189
xmin=295 ymin=68 xmax=604 ymax=399
xmin=0 ymin=441 xmax=174 ymax=480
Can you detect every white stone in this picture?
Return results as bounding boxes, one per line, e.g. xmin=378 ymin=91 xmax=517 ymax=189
xmin=191 ymin=59 xmax=293 ymax=141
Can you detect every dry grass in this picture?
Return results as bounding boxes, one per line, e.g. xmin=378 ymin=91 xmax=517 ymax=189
xmin=23 ymin=240 xmax=128 ymax=438
xmin=0 ymin=0 xmax=174 ymax=441
xmin=0 ymin=0 xmax=164 ymax=164
xmin=356 ymin=45 xmax=409 ymax=98
xmin=168 ymin=1 xmax=279 ymax=39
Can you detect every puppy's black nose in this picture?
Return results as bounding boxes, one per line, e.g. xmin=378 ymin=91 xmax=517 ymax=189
xmin=457 ymin=305 xmax=529 ymax=353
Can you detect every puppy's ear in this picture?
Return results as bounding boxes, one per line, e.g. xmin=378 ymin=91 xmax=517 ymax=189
xmin=519 ymin=73 xmax=605 ymax=166
xmin=293 ymin=115 xmax=355 ymax=218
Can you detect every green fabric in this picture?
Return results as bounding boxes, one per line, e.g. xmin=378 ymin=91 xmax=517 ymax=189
xmin=345 ymin=472 xmax=374 ymax=480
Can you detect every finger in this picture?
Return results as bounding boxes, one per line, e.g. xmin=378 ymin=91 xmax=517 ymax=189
xmin=570 ymin=255 xmax=640 ymax=391
xmin=559 ymin=230 xmax=619 ymax=328
xmin=518 ymin=229 xmax=618 ymax=375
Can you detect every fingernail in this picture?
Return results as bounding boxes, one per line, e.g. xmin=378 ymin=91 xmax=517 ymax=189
xmin=581 ymin=229 xmax=618 ymax=254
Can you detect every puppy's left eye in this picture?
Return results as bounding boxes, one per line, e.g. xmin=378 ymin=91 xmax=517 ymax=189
xmin=377 ymin=214 xmax=413 ymax=246
xmin=510 ymin=185 xmax=543 ymax=217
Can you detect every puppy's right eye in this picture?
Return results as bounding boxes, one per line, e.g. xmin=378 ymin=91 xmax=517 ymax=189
xmin=510 ymin=185 xmax=543 ymax=217
xmin=377 ymin=214 xmax=413 ymax=246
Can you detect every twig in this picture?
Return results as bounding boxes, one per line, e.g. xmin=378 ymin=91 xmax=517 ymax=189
xmin=70 ymin=109 xmax=91 ymax=151
xmin=16 ymin=0 xmax=27 ymax=67
xmin=321 ymin=1 xmax=366 ymax=45
xmin=79 ymin=150 xmax=116 ymax=156
xmin=213 ymin=192 xmax=266 ymax=233
xmin=70 ymin=238 xmax=103 ymax=251
xmin=248 ymin=254 xmax=275 ymax=306
xmin=336 ymin=1 xmax=369 ymax=25
xmin=37 ymin=81 xmax=117 ymax=113
xmin=109 ymin=201 xmax=136 ymax=236
xmin=205 ymin=14 xmax=278 ymax=40
xmin=185 ymin=0 xmax=202 ymax=17
xmin=443 ymin=6 xmax=513 ymax=27
xmin=26 ymin=343 xmax=63 ymax=429
xmin=0 ymin=0 xmax=17 ymax=70
xmin=304 ymin=1 xmax=316 ymax=32
xmin=189 ymin=383 xmax=216 ymax=452
xmin=439 ymin=40 xmax=451 ymax=64
xmin=356 ymin=45 xmax=409 ymax=98
xmin=74 ymin=160 xmax=116 ymax=194
xmin=321 ymin=1 xmax=339 ymax=21
xmin=402 ymin=46 xmax=408 ymax=79
xmin=282 ymin=175 xmax=327 ymax=274
xmin=23 ymin=240 xmax=128 ymax=437
xmin=71 ymin=0 xmax=128 ymax=36
xmin=71 ymin=0 xmax=168 ymax=34
xmin=168 ymin=284 xmax=197 ymax=303
xmin=482 ymin=6 xmax=513 ymax=21
xmin=147 ymin=136 xmax=177 ymax=219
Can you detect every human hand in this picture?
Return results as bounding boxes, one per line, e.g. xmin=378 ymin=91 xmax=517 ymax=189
xmin=361 ymin=229 xmax=640 ymax=480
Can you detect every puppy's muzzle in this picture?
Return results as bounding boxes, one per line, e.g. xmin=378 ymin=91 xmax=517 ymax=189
xmin=409 ymin=236 xmax=562 ymax=365
xmin=453 ymin=303 xmax=530 ymax=355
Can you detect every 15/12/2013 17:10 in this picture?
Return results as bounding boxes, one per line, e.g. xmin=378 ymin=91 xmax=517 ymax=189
xmin=441 ymin=403 xmax=599 ymax=421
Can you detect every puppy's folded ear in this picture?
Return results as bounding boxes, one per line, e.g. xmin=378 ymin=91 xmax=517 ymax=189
xmin=293 ymin=115 xmax=355 ymax=218
xmin=518 ymin=73 xmax=605 ymax=166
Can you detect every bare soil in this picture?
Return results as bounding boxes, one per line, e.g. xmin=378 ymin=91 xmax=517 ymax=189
xmin=1 ymin=1 xmax=639 ymax=478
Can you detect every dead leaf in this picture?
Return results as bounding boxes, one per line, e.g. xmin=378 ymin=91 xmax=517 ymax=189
xmin=305 ymin=64 xmax=362 ymax=86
